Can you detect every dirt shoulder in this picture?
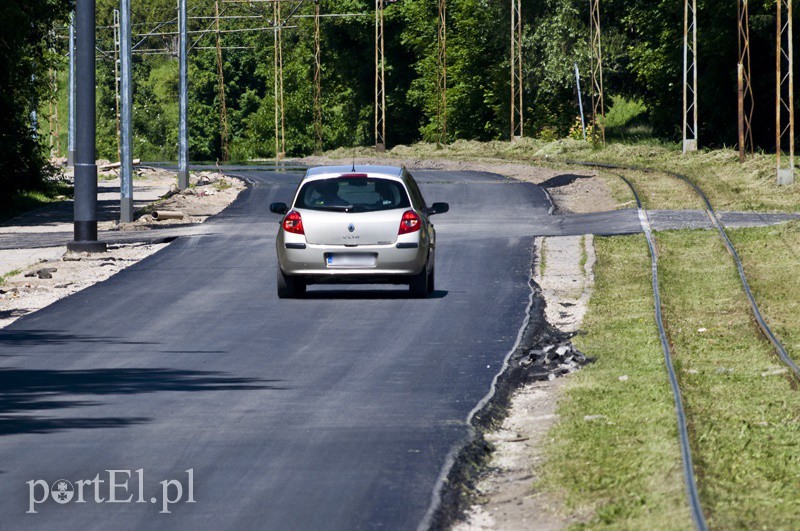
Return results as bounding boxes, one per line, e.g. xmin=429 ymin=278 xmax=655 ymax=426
xmin=0 ymin=167 xmax=245 ymax=329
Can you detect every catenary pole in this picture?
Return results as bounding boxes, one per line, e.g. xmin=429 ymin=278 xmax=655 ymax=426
xmin=69 ymin=0 xmax=106 ymax=252
xmin=178 ymin=0 xmax=189 ymax=189
xmin=120 ymin=0 xmax=133 ymax=223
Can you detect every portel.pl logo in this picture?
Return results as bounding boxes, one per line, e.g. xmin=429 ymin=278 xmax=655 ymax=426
xmin=27 ymin=469 xmax=195 ymax=514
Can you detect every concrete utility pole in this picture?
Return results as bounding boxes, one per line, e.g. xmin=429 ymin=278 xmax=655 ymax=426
xmin=68 ymin=0 xmax=106 ymax=253
xmin=589 ymin=0 xmax=605 ymax=145
xmin=682 ymin=0 xmax=698 ymax=153
xmin=178 ymin=0 xmax=189 ymax=189
xmin=436 ymin=0 xmax=447 ymax=145
xmin=776 ymin=0 xmax=795 ymax=185
xmin=510 ymin=0 xmax=522 ymax=141
xmin=375 ymin=0 xmax=386 ymax=151
xmin=68 ymin=14 xmax=76 ymax=166
xmin=737 ymin=0 xmax=754 ymax=161
xmin=120 ymin=0 xmax=134 ymax=223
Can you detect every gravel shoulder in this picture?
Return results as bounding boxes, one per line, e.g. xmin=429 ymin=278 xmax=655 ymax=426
xmin=453 ymin=236 xmax=597 ymax=531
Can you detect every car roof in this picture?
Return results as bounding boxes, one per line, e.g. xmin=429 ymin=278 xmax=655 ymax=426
xmin=304 ymin=165 xmax=404 ymax=181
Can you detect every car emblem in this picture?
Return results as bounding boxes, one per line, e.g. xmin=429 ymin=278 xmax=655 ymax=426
xmin=348 ymin=224 xmax=355 ymax=233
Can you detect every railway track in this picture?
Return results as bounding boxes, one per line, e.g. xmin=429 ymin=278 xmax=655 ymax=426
xmin=564 ymin=160 xmax=799 ymax=530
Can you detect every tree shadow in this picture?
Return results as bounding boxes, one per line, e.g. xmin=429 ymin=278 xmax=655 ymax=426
xmin=0 ymin=367 xmax=285 ymax=436
xmin=0 ymin=330 xmax=160 ymax=347
xmin=538 ymin=174 xmax=593 ymax=188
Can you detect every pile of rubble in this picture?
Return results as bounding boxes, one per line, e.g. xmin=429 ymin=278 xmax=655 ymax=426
xmin=517 ymin=331 xmax=592 ymax=381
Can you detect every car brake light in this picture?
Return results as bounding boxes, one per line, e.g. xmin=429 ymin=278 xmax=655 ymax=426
xmin=398 ymin=210 xmax=421 ymax=235
xmin=283 ymin=210 xmax=304 ymax=235
xmin=341 ymin=173 xmax=368 ymax=178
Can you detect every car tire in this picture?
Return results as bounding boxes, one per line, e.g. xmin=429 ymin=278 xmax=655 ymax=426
xmin=277 ymin=268 xmax=304 ymax=299
xmin=426 ymin=264 xmax=435 ymax=294
xmin=409 ymin=265 xmax=429 ymax=298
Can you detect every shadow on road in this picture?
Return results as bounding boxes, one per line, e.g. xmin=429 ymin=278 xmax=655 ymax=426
xmin=0 ymin=330 xmax=160 ymax=347
xmin=302 ymin=289 xmax=449 ymax=300
xmin=0 ymin=367 xmax=283 ymax=436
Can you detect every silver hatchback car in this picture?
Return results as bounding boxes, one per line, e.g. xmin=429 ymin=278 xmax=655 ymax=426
xmin=270 ymin=165 xmax=449 ymax=298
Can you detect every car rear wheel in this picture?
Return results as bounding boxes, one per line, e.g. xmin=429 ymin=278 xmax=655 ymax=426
xmin=277 ymin=268 xmax=306 ymax=299
xmin=409 ymin=265 xmax=429 ymax=298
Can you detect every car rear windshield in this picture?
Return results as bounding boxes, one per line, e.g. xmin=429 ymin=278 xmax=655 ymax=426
xmin=295 ymin=176 xmax=411 ymax=213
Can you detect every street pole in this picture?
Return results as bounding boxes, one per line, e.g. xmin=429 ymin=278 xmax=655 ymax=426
xmin=68 ymin=0 xmax=106 ymax=253
xmin=120 ymin=0 xmax=133 ymax=223
xmin=178 ymin=0 xmax=189 ymax=189
xmin=68 ymin=14 xmax=76 ymax=167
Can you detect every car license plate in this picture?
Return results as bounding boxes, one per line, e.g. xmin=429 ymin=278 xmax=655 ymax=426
xmin=325 ymin=253 xmax=377 ymax=268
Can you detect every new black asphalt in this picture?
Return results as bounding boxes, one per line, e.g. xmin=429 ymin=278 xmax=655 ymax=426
xmin=0 ymin=170 xmax=546 ymax=530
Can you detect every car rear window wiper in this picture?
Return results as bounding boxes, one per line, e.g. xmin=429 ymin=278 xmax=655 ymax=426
xmin=314 ymin=205 xmax=355 ymax=212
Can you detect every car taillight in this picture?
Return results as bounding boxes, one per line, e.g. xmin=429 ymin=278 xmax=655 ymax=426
xmin=283 ymin=210 xmax=304 ymax=234
xmin=398 ymin=210 xmax=421 ymax=235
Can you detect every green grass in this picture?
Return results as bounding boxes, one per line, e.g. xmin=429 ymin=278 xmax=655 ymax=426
xmin=727 ymin=221 xmax=800 ymax=374
xmin=540 ymin=235 xmax=692 ymax=529
xmin=543 ymin=230 xmax=800 ymax=528
xmin=0 ymin=269 xmax=22 ymax=286
xmin=657 ymin=229 xmax=800 ymax=528
xmin=318 ymin=140 xmax=800 ymax=213
xmin=539 ymin=239 xmax=548 ymax=277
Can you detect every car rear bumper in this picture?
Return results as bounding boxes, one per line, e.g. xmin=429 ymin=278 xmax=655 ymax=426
xmin=276 ymin=236 xmax=428 ymax=279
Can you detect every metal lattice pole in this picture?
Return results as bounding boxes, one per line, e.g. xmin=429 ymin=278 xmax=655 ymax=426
xmin=375 ymin=0 xmax=386 ymax=151
xmin=437 ymin=0 xmax=447 ymax=145
xmin=777 ymin=0 xmax=795 ymax=185
xmin=510 ymin=0 xmax=522 ymax=141
xmin=274 ymin=0 xmax=286 ymax=159
xmin=214 ymin=0 xmax=230 ymax=162
xmin=682 ymin=0 xmax=698 ymax=153
xmin=589 ymin=0 xmax=605 ymax=145
xmin=313 ymin=0 xmax=322 ymax=154
xmin=737 ymin=0 xmax=754 ymax=161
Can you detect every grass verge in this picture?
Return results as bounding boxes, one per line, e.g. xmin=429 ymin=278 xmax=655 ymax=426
xmin=543 ymin=229 xmax=800 ymax=528
xmin=728 ymin=220 xmax=800 ymax=360
xmin=540 ymin=235 xmax=692 ymax=529
xmin=658 ymin=228 xmax=800 ymax=528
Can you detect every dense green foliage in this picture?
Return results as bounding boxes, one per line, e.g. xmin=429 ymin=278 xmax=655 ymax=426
xmin=19 ymin=1 xmax=800 ymax=169
xmin=0 ymin=1 xmax=72 ymax=206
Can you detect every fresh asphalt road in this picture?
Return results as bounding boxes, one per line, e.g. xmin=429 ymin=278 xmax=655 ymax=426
xmin=0 ymin=170 xmax=549 ymax=530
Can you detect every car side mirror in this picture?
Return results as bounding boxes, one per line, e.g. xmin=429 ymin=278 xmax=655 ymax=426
xmin=270 ymin=202 xmax=288 ymax=215
xmin=428 ymin=202 xmax=449 ymax=215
